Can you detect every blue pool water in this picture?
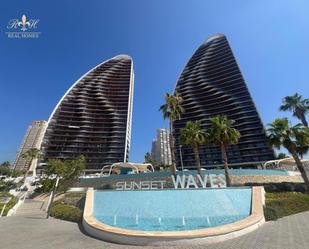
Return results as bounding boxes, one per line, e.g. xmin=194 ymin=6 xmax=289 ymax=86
xmin=81 ymin=169 xmax=289 ymax=182
xmin=93 ymin=188 xmax=252 ymax=231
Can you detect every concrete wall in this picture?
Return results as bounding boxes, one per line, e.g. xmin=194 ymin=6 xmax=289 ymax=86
xmin=75 ymin=174 xmax=303 ymax=189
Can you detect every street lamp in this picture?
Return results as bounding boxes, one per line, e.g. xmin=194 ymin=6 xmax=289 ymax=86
xmin=179 ymin=145 xmax=184 ymax=171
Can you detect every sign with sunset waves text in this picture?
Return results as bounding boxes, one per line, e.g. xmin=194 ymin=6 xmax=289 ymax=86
xmin=115 ymin=174 xmax=226 ymax=190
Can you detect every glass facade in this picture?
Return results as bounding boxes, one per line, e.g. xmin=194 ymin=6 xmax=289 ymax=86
xmin=174 ymin=34 xmax=274 ymax=169
xmin=42 ymin=55 xmax=134 ymax=172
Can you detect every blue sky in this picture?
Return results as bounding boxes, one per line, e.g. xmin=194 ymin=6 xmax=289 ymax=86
xmin=0 ymin=0 xmax=309 ymax=164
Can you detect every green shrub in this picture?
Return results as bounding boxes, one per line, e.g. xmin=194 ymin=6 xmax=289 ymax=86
xmin=61 ymin=192 xmax=85 ymax=210
xmin=0 ymin=166 xmax=10 ymax=175
xmin=264 ymin=205 xmax=279 ymax=221
xmin=264 ymin=192 xmax=309 ymax=221
xmin=35 ymin=178 xmax=67 ymax=194
xmin=11 ymin=169 xmax=26 ymax=177
xmin=35 ymin=178 xmax=54 ymax=193
xmin=0 ymin=181 xmax=18 ymax=192
xmin=245 ymin=182 xmax=307 ymax=193
xmin=0 ymin=192 xmax=18 ymax=216
xmin=51 ymin=203 xmax=82 ymax=223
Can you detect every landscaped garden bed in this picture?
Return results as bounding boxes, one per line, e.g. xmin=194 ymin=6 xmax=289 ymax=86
xmin=264 ymin=192 xmax=309 ymax=221
xmin=51 ymin=192 xmax=85 ymax=223
xmin=0 ymin=192 xmax=18 ymax=216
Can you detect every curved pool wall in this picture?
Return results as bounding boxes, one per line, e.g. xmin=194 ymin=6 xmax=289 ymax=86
xmin=93 ymin=188 xmax=251 ymax=231
xmin=80 ymin=169 xmax=289 ymax=182
xmin=83 ymin=187 xmax=265 ymax=245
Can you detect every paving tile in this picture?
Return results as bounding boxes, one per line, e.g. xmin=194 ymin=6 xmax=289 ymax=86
xmin=1 ymin=211 xmax=309 ymax=249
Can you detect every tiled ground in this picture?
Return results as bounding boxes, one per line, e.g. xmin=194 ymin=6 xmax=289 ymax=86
xmin=1 ymin=212 xmax=309 ymax=249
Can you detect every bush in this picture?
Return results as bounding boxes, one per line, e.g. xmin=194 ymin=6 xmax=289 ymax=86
xmin=0 ymin=166 xmax=10 ymax=175
xmin=97 ymin=183 xmax=114 ymax=190
xmin=35 ymin=178 xmax=54 ymax=193
xmin=0 ymin=192 xmax=18 ymax=216
xmin=245 ymin=182 xmax=307 ymax=193
xmin=11 ymin=169 xmax=26 ymax=177
xmin=0 ymin=181 xmax=17 ymax=192
xmin=263 ymin=205 xmax=279 ymax=221
xmin=264 ymin=192 xmax=309 ymax=221
xmin=61 ymin=192 xmax=86 ymax=210
xmin=35 ymin=178 xmax=67 ymax=194
xmin=51 ymin=202 xmax=82 ymax=223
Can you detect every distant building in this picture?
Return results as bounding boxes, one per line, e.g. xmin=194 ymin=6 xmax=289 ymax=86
xmin=151 ymin=129 xmax=172 ymax=166
xmin=13 ymin=120 xmax=48 ymax=171
xmin=41 ymin=55 xmax=134 ymax=173
xmin=174 ymin=34 xmax=275 ymax=169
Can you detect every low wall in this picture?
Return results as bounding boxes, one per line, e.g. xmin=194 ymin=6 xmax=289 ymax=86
xmin=231 ymin=175 xmax=302 ymax=185
xmin=75 ymin=174 xmax=303 ymax=189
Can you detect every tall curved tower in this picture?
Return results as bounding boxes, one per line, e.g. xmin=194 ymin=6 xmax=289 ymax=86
xmin=42 ymin=55 xmax=134 ymax=173
xmin=174 ymin=34 xmax=274 ymax=169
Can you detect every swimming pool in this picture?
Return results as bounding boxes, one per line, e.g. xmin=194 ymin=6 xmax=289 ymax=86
xmin=93 ymin=188 xmax=252 ymax=231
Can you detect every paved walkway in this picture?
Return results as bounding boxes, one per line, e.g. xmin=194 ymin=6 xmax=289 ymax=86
xmin=1 ymin=212 xmax=309 ymax=249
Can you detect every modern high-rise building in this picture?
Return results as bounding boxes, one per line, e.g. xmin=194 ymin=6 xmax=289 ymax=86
xmin=174 ymin=34 xmax=274 ymax=169
xmin=151 ymin=128 xmax=172 ymax=166
xmin=13 ymin=120 xmax=48 ymax=171
xmin=42 ymin=55 xmax=134 ymax=173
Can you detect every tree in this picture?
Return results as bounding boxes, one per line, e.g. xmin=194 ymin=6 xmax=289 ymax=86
xmin=22 ymin=148 xmax=41 ymax=177
xmin=46 ymin=155 xmax=85 ymax=218
xmin=144 ymin=152 xmax=157 ymax=167
xmin=207 ymin=115 xmax=241 ymax=187
xmin=158 ymin=164 xmax=171 ymax=171
xmin=280 ymin=93 xmax=309 ymax=127
xmin=267 ymin=118 xmax=309 ymax=192
xmin=0 ymin=161 xmax=11 ymax=175
xmin=159 ymin=92 xmax=184 ymax=175
xmin=0 ymin=161 xmax=10 ymax=168
xmin=180 ymin=121 xmax=207 ymax=175
xmin=276 ymin=153 xmax=288 ymax=159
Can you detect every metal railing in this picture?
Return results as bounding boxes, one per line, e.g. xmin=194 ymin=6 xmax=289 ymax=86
xmin=6 ymin=191 xmax=28 ymax=216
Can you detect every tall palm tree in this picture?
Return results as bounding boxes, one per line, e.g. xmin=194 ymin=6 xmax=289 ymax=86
xmin=46 ymin=155 xmax=85 ymax=218
xmin=280 ymin=93 xmax=309 ymax=127
xmin=159 ymin=92 xmax=184 ymax=174
xmin=180 ymin=121 xmax=207 ymax=175
xmin=22 ymin=148 xmax=41 ymax=177
xmin=207 ymin=115 xmax=241 ymax=187
xmin=267 ymin=118 xmax=309 ymax=192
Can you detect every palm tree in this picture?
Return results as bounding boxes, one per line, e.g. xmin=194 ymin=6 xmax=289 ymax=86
xmin=267 ymin=118 xmax=309 ymax=192
xmin=207 ymin=115 xmax=241 ymax=187
xmin=159 ymin=92 xmax=184 ymax=174
xmin=46 ymin=155 xmax=86 ymax=218
xmin=0 ymin=161 xmax=10 ymax=168
xmin=276 ymin=153 xmax=288 ymax=159
xmin=22 ymin=148 xmax=41 ymax=177
xmin=280 ymin=93 xmax=309 ymax=127
xmin=180 ymin=121 xmax=207 ymax=175
xmin=144 ymin=152 xmax=157 ymax=167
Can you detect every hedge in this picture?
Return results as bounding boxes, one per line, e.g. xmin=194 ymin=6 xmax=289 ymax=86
xmin=51 ymin=202 xmax=82 ymax=223
xmin=264 ymin=192 xmax=309 ymax=221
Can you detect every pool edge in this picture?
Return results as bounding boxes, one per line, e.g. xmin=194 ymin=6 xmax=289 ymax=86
xmin=82 ymin=187 xmax=265 ymax=246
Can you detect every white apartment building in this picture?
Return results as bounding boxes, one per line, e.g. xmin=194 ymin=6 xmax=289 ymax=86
xmin=13 ymin=120 xmax=47 ymax=171
xmin=151 ymin=128 xmax=172 ymax=166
